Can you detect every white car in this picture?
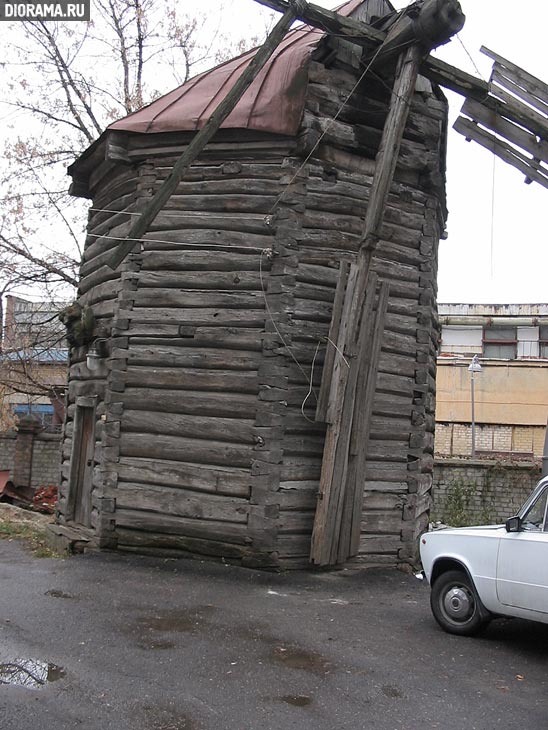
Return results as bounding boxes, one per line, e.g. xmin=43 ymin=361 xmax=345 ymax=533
xmin=420 ymin=475 xmax=548 ymax=635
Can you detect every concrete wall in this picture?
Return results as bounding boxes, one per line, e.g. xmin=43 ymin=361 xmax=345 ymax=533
xmin=0 ymin=430 xmax=61 ymax=488
xmin=436 ymin=360 xmax=548 ymax=427
xmin=432 ymin=459 xmax=541 ymax=526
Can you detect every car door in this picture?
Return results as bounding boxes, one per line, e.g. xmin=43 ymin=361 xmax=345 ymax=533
xmin=496 ymin=485 xmax=548 ymax=614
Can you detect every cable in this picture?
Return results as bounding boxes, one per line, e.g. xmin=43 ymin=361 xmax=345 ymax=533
xmin=269 ymin=39 xmax=389 ymax=212
xmin=259 ymin=248 xmax=311 ymax=385
xmin=85 ymin=231 xmax=270 ymax=253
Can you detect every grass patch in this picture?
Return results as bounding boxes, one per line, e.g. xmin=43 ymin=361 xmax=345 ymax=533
xmin=0 ymin=520 xmax=60 ymax=558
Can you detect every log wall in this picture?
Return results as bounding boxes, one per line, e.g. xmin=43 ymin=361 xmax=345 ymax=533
xmin=63 ymin=53 xmax=447 ymax=568
xmin=58 ymin=162 xmax=149 ymax=545
xmin=270 ymin=59 xmax=446 ymax=567
xmin=97 ymin=143 xmax=294 ymax=563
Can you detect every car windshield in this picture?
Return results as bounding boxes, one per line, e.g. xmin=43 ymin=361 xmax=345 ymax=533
xmin=521 ymin=486 xmax=548 ymax=531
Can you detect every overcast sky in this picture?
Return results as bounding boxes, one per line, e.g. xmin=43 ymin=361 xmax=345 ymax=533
xmin=237 ymin=0 xmax=548 ymax=305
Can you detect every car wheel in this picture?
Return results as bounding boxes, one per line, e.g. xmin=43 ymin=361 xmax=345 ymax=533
xmin=430 ymin=570 xmax=491 ymax=636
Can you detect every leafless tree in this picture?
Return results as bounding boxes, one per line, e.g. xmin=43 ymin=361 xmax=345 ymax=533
xmin=0 ymin=0 xmax=273 ymax=427
xmin=0 ymin=0 xmax=273 ymax=299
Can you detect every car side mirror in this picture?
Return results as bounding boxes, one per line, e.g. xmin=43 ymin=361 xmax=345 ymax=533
xmin=505 ymin=515 xmax=522 ymax=533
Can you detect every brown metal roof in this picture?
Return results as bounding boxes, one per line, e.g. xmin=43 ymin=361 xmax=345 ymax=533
xmin=108 ymin=0 xmax=365 ymax=138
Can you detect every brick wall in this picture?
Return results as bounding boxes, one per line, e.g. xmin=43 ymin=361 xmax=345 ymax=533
xmin=432 ymin=459 xmax=541 ymax=526
xmin=435 ymin=422 xmax=545 ymax=458
xmin=0 ymin=432 xmax=16 ymax=472
xmin=0 ymin=430 xmax=61 ymax=488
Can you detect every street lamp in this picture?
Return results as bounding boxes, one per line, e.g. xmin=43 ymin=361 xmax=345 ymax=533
xmin=468 ymin=355 xmax=482 ymax=457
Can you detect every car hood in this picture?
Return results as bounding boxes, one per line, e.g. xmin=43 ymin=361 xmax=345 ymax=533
xmin=429 ymin=524 xmax=506 ymax=537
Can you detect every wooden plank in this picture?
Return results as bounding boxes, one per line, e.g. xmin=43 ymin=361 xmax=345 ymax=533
xmin=119 ymin=307 xmax=266 ymax=327
xmin=310 ymin=44 xmax=423 ymax=567
xmin=140 ymin=250 xmax=268 ymax=272
xmin=461 ymin=98 xmax=548 ymax=166
xmin=107 ymin=4 xmax=299 ymax=269
xmin=360 ymin=45 xmax=423 ymax=256
xmin=315 ymin=260 xmax=349 ymax=422
xmin=131 ymin=289 xmax=264 ymax=309
xmin=310 ymin=271 xmax=377 ymax=565
xmin=481 ymin=46 xmax=548 ymax=114
xmin=348 ymin=281 xmax=390 ymax=556
xmin=491 ymin=66 xmax=548 ymax=121
xmin=454 ymin=117 xmax=548 ymax=189
xmin=335 ymin=278 xmax=384 ymax=563
xmin=137 ymin=271 xmax=263 ymax=290
xmin=486 ymin=85 xmax=548 ymax=141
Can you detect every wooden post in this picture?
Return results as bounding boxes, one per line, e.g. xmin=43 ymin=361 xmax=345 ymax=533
xmin=106 ymin=3 xmax=300 ymax=270
xmin=359 ymin=45 xmax=423 ymax=268
xmin=310 ymin=45 xmax=423 ymax=566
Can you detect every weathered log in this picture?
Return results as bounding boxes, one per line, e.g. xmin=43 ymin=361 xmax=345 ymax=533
xmin=119 ymin=307 xmax=266 ymax=328
xmin=116 ymin=528 xmax=249 ymax=559
xmin=121 ymin=388 xmax=258 ymax=419
xmin=124 ymin=366 xmax=259 ymax=394
xmin=122 ymin=409 xmax=255 ymax=443
xmin=116 ymin=457 xmax=250 ymax=497
xmin=120 ymin=432 xmax=253 ymax=468
xmin=114 ymin=483 xmax=249 ymax=522
xmin=115 ymin=511 xmax=248 ymax=542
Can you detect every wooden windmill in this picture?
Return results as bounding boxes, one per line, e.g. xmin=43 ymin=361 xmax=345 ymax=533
xmin=59 ymin=0 xmax=548 ymax=568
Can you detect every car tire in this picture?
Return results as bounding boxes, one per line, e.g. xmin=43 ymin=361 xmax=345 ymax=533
xmin=430 ymin=569 xmax=491 ymax=636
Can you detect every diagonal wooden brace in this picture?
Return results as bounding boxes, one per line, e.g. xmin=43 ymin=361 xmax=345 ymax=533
xmin=106 ymin=3 xmax=300 ymax=270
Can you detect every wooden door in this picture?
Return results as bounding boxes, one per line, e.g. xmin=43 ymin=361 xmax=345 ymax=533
xmin=69 ymin=404 xmax=95 ymax=528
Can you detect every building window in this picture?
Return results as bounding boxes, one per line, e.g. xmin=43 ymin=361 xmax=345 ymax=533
xmin=12 ymin=404 xmax=57 ymax=431
xmin=541 ymin=326 xmax=548 ymax=359
xmin=439 ymin=325 xmax=482 ymax=356
xmin=483 ymin=327 xmax=517 ymax=359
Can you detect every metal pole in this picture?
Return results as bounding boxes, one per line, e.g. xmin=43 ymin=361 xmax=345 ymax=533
xmin=542 ymin=417 xmax=548 ymax=477
xmin=471 ymin=371 xmax=476 ymax=458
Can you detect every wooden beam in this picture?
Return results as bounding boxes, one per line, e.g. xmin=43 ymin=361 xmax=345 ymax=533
xmin=461 ymin=98 xmax=548 ymax=166
xmin=481 ymin=46 xmax=548 ymax=114
xmin=254 ymin=0 xmax=384 ymax=46
xmin=348 ymin=280 xmax=390 ymax=557
xmin=315 ymin=260 xmax=350 ymax=423
xmin=421 ymin=55 xmax=489 ymax=100
xmin=360 ymin=45 xmax=423 ymax=257
xmin=454 ymin=116 xmax=548 ymax=188
xmin=311 ymin=44 xmax=425 ymax=567
xmin=106 ymin=3 xmax=299 ymax=270
xmin=256 ymin=0 xmax=482 ymax=99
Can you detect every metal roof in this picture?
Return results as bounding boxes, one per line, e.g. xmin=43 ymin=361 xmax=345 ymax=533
xmin=108 ymin=0 xmax=365 ymax=138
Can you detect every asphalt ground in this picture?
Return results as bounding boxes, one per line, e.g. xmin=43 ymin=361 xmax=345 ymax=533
xmin=1 ymin=539 xmax=547 ymax=730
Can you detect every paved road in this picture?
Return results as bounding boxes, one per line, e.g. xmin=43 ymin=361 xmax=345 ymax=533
xmin=1 ymin=539 xmax=547 ymax=730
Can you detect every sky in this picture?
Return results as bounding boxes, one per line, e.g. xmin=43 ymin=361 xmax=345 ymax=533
xmin=235 ymin=0 xmax=548 ymax=305
xmin=3 ymin=1 xmax=546 ymax=306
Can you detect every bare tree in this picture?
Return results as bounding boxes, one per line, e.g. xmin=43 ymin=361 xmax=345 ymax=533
xmin=0 ymin=0 xmax=274 ymax=299
xmin=0 ymin=0 xmax=273 ymax=428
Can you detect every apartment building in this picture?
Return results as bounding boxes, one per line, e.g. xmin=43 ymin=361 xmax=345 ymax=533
xmin=436 ymin=304 xmax=548 ymax=459
xmin=0 ymin=295 xmax=68 ymax=431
